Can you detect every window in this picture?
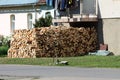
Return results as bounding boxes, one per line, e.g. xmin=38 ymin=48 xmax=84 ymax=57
xmin=27 ymin=14 xmax=33 ymax=29
xmin=10 ymin=15 xmax=15 ymax=33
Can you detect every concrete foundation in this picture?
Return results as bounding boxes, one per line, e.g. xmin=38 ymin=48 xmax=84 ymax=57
xmin=97 ymin=18 xmax=120 ymax=55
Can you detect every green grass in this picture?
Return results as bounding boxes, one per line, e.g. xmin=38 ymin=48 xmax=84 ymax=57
xmin=1 ymin=56 xmax=120 ymax=68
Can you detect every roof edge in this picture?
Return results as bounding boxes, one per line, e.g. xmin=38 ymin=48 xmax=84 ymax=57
xmin=0 ymin=0 xmax=46 ymax=7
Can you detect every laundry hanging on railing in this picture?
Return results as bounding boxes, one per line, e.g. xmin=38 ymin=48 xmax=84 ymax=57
xmin=60 ymin=0 xmax=66 ymax=11
xmin=59 ymin=0 xmax=79 ymax=11
xmin=46 ymin=0 xmax=79 ymax=11
xmin=67 ymin=0 xmax=73 ymax=7
xmin=68 ymin=0 xmax=79 ymax=8
xmin=46 ymin=0 xmax=53 ymax=6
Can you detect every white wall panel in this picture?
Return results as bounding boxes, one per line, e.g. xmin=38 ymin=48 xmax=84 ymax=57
xmin=98 ymin=0 xmax=120 ymax=18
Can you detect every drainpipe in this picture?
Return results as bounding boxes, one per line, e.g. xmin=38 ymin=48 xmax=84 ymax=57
xmin=54 ymin=0 xmax=59 ymax=25
xmin=55 ymin=0 xmax=58 ymax=19
xmin=96 ymin=0 xmax=98 ymax=15
xmin=33 ymin=1 xmax=37 ymax=22
xmin=80 ymin=0 xmax=83 ymax=14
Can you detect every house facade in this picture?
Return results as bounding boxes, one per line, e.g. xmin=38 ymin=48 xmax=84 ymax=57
xmin=53 ymin=0 xmax=120 ymax=55
xmin=0 ymin=0 xmax=47 ymax=36
xmin=0 ymin=0 xmax=97 ymax=36
xmin=52 ymin=0 xmax=98 ymax=24
xmin=0 ymin=0 xmax=120 ymax=55
xmin=97 ymin=0 xmax=120 ymax=55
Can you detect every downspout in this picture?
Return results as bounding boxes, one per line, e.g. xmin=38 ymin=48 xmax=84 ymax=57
xmin=96 ymin=0 xmax=98 ymax=15
xmin=33 ymin=1 xmax=37 ymax=22
xmin=55 ymin=0 xmax=58 ymax=19
xmin=80 ymin=0 xmax=83 ymax=14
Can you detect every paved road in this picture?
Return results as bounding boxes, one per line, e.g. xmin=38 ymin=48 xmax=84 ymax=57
xmin=0 ymin=65 xmax=120 ymax=80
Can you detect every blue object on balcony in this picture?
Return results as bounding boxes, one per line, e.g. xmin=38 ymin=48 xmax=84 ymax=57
xmin=60 ymin=0 xmax=66 ymax=10
xmin=46 ymin=0 xmax=53 ymax=6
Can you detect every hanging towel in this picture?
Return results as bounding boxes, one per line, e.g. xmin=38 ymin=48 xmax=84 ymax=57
xmin=60 ymin=0 xmax=66 ymax=11
xmin=46 ymin=0 xmax=53 ymax=6
xmin=46 ymin=0 xmax=49 ymax=6
xmin=52 ymin=0 xmax=55 ymax=8
xmin=49 ymin=0 xmax=53 ymax=6
xmin=55 ymin=0 xmax=58 ymax=10
xmin=57 ymin=0 xmax=61 ymax=10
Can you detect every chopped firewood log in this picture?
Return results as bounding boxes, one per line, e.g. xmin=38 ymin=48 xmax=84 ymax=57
xmin=8 ymin=26 xmax=97 ymax=58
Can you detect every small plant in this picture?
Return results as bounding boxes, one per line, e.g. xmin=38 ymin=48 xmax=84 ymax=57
xmin=0 ymin=35 xmax=3 ymax=46
xmin=45 ymin=15 xmax=52 ymax=27
xmin=34 ymin=15 xmax=52 ymax=28
xmin=0 ymin=45 xmax=9 ymax=57
xmin=0 ymin=36 xmax=11 ymax=57
xmin=2 ymin=36 xmax=11 ymax=47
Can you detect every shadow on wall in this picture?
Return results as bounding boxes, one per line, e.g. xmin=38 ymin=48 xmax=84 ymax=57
xmin=97 ymin=2 xmax=104 ymax=44
xmin=69 ymin=22 xmax=97 ymax=28
xmin=97 ymin=19 xmax=104 ymax=44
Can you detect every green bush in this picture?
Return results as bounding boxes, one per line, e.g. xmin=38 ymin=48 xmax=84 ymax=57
xmin=34 ymin=15 xmax=52 ymax=28
xmin=0 ymin=46 xmax=9 ymax=56
xmin=0 ymin=35 xmax=3 ymax=46
xmin=0 ymin=36 xmax=11 ymax=47
xmin=0 ymin=36 xmax=10 ymax=57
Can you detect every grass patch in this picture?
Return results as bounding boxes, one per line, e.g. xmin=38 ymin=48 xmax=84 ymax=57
xmin=0 ymin=56 xmax=120 ymax=68
xmin=0 ymin=58 xmax=53 ymax=66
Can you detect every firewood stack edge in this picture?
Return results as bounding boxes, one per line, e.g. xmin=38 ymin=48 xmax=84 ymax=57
xmin=8 ymin=26 xmax=98 ymax=58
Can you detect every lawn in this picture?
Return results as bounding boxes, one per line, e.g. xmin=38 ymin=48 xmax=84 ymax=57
xmin=0 ymin=56 xmax=120 ymax=68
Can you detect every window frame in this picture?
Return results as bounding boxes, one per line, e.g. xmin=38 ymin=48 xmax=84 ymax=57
xmin=10 ymin=14 xmax=15 ymax=33
xmin=27 ymin=13 xmax=33 ymax=29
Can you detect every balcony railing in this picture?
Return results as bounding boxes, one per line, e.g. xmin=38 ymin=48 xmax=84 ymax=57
xmin=53 ymin=0 xmax=98 ymax=23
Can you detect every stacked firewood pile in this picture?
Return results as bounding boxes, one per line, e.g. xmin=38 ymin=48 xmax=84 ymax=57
xmin=8 ymin=29 xmax=36 ymax=58
xmin=8 ymin=26 xmax=97 ymax=58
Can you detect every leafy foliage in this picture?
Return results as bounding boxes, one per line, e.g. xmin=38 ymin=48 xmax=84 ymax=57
xmin=34 ymin=15 xmax=52 ymax=28
xmin=0 ymin=36 xmax=10 ymax=57
xmin=0 ymin=46 xmax=9 ymax=56
xmin=2 ymin=36 xmax=11 ymax=47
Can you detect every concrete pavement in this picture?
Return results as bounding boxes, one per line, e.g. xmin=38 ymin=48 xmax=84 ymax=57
xmin=0 ymin=65 xmax=120 ymax=80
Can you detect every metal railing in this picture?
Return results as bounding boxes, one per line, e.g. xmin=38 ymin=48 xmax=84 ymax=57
xmin=81 ymin=0 xmax=98 ymax=15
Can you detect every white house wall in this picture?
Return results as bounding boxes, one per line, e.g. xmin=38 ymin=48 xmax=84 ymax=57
xmin=15 ymin=13 xmax=28 ymax=30
xmin=98 ymin=0 xmax=120 ymax=18
xmin=0 ymin=12 xmax=37 ymax=36
xmin=0 ymin=13 xmax=10 ymax=36
xmin=97 ymin=0 xmax=120 ymax=55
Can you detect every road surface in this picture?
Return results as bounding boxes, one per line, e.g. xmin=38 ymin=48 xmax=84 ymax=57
xmin=0 ymin=65 xmax=120 ymax=80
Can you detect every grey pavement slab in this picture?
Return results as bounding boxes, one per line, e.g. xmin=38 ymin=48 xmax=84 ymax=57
xmin=0 ymin=65 xmax=120 ymax=80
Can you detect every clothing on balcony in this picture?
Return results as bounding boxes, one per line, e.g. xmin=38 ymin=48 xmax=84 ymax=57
xmin=46 ymin=0 xmax=79 ymax=11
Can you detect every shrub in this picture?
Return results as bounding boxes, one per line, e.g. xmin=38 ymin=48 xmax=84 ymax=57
xmin=34 ymin=15 xmax=52 ymax=28
xmin=45 ymin=15 xmax=52 ymax=27
xmin=2 ymin=36 xmax=11 ymax=47
xmin=0 ymin=35 xmax=3 ymax=46
xmin=0 ymin=46 xmax=9 ymax=56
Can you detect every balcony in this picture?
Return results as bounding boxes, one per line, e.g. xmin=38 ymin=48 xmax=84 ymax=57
xmin=53 ymin=0 xmax=98 ymax=23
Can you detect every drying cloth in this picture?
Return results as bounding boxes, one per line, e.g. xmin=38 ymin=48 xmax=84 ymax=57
xmin=46 ymin=0 xmax=53 ymax=6
xmin=60 ymin=0 xmax=66 ymax=10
